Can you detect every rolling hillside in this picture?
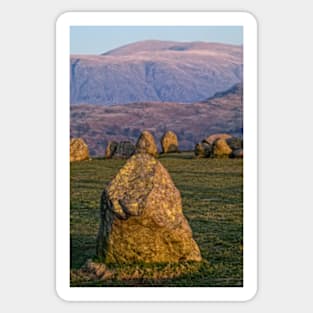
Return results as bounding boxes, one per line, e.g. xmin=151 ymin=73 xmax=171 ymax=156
xmin=70 ymin=40 xmax=243 ymax=105
xmin=70 ymin=83 xmax=243 ymax=157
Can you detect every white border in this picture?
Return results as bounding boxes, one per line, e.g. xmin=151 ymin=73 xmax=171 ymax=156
xmin=56 ymin=11 xmax=258 ymax=302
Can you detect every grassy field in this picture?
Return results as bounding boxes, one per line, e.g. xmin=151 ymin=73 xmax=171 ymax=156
xmin=70 ymin=152 xmax=243 ymax=287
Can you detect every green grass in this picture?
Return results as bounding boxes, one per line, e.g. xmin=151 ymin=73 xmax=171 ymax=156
xmin=70 ymin=152 xmax=243 ymax=287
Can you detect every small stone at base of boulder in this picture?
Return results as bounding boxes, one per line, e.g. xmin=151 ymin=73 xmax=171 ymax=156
xmin=71 ymin=258 xmax=202 ymax=283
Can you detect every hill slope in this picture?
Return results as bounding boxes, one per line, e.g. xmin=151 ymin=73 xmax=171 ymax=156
xmin=70 ymin=40 xmax=242 ymax=105
xmin=70 ymin=83 xmax=243 ymax=156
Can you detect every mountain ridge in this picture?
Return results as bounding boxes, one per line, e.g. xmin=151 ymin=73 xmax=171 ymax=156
xmin=101 ymin=39 xmax=242 ymax=56
xmin=70 ymin=40 xmax=243 ymax=105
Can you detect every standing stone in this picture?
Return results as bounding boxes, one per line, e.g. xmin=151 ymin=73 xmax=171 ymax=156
xmin=96 ymin=153 xmax=202 ymax=264
xmin=112 ymin=141 xmax=135 ymax=159
xmin=105 ymin=141 xmax=118 ymax=159
xmin=70 ymin=138 xmax=89 ymax=162
xmin=194 ymin=141 xmax=212 ymax=158
xmin=226 ymin=137 xmax=243 ymax=151
xmin=206 ymin=133 xmax=232 ymax=145
xmin=230 ymin=149 xmax=243 ymax=158
xmin=212 ymin=138 xmax=232 ymax=158
xmin=161 ymin=131 xmax=179 ymax=153
xmin=136 ymin=131 xmax=158 ymax=156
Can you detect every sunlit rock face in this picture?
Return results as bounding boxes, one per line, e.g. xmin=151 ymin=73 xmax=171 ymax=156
xmin=70 ymin=138 xmax=89 ymax=162
xmin=96 ymin=153 xmax=202 ymax=264
xmin=135 ymin=131 xmax=158 ymax=157
xmin=161 ymin=131 xmax=179 ymax=153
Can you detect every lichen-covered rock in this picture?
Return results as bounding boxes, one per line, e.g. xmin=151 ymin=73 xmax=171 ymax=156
xmin=70 ymin=138 xmax=89 ymax=162
xmin=194 ymin=141 xmax=212 ymax=158
xmin=105 ymin=141 xmax=118 ymax=159
xmin=230 ymin=149 xmax=243 ymax=158
xmin=96 ymin=153 xmax=202 ymax=264
xmin=112 ymin=141 xmax=135 ymax=159
xmin=136 ymin=131 xmax=158 ymax=156
xmin=161 ymin=131 xmax=179 ymax=153
xmin=206 ymin=133 xmax=232 ymax=145
xmin=212 ymin=139 xmax=232 ymax=158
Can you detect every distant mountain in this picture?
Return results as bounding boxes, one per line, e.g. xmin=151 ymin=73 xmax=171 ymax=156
xmin=70 ymin=40 xmax=242 ymax=105
xmin=70 ymin=83 xmax=243 ymax=157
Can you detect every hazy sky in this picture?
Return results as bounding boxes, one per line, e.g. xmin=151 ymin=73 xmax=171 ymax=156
xmin=70 ymin=26 xmax=243 ymax=55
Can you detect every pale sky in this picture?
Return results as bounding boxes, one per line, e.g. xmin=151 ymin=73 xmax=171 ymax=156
xmin=70 ymin=26 xmax=243 ymax=55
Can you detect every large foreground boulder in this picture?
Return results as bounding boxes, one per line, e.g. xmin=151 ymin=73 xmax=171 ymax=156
xmin=96 ymin=153 xmax=202 ymax=264
xmin=70 ymin=138 xmax=89 ymax=162
xmin=161 ymin=131 xmax=179 ymax=153
xmin=136 ymin=131 xmax=158 ymax=156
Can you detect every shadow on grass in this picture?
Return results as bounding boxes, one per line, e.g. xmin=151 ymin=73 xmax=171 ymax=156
xmin=71 ymin=235 xmax=97 ymax=269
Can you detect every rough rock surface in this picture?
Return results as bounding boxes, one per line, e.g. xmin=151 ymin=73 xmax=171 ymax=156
xmin=194 ymin=141 xmax=212 ymax=158
xmin=161 ymin=131 xmax=179 ymax=153
xmin=226 ymin=137 xmax=243 ymax=151
xmin=105 ymin=141 xmax=118 ymax=159
xmin=96 ymin=153 xmax=202 ymax=264
xmin=111 ymin=141 xmax=135 ymax=159
xmin=212 ymin=139 xmax=233 ymax=158
xmin=194 ymin=135 xmax=243 ymax=158
xmin=70 ymin=138 xmax=89 ymax=162
xmin=136 ymin=131 xmax=158 ymax=156
xmin=206 ymin=133 xmax=232 ymax=145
